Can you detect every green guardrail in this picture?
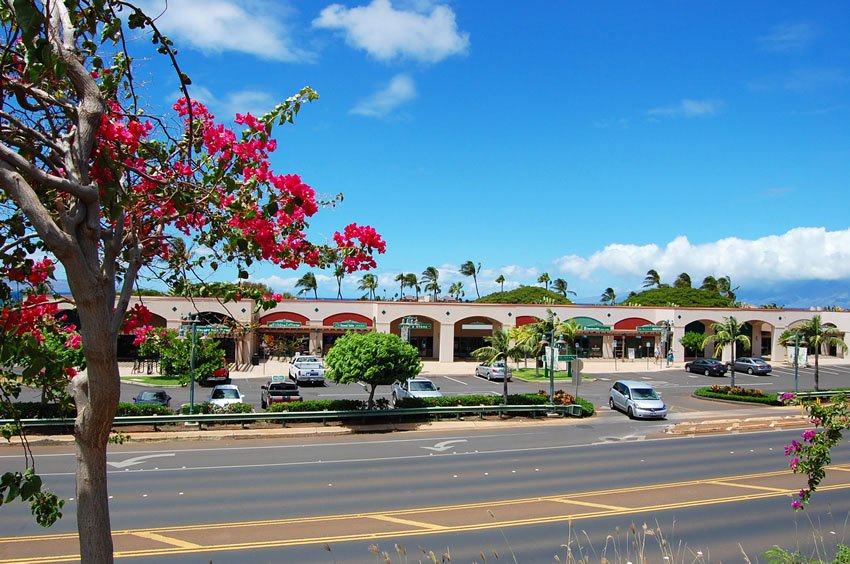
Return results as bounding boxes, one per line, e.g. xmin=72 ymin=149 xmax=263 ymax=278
xmin=0 ymin=404 xmax=583 ymax=431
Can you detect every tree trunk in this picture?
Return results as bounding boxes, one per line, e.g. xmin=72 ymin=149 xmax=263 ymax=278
xmin=368 ymin=384 xmax=376 ymax=409
xmin=502 ymin=366 xmax=508 ymax=405
xmin=69 ymin=284 xmax=121 ymax=563
xmin=730 ymin=346 xmax=736 ymax=388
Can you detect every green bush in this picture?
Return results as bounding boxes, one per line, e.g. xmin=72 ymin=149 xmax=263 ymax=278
xmin=265 ymin=399 xmax=367 ymax=412
xmin=694 ymin=386 xmax=780 ymax=405
xmin=573 ymin=397 xmax=595 ymax=417
xmin=2 ymin=402 xmax=75 ymax=419
xmin=179 ymin=402 xmax=254 ymax=414
xmin=116 ymin=403 xmax=172 ymax=416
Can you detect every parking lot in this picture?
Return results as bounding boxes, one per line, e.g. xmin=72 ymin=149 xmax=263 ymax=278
xmin=117 ymin=357 xmax=850 ymax=415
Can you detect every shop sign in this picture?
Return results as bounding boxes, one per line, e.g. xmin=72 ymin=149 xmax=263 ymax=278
xmin=268 ymin=320 xmax=302 ymax=328
xmin=195 ymin=324 xmax=228 ymax=335
xmin=581 ymin=324 xmax=611 ymax=332
xmin=400 ymin=316 xmax=431 ymax=329
xmin=558 ymin=354 xmax=576 ymax=361
xmin=333 ymin=321 xmax=368 ymax=329
xmin=637 ymin=325 xmax=663 ymax=332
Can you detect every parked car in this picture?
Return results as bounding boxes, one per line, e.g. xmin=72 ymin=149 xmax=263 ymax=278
xmin=133 ymin=390 xmax=171 ymax=408
xmin=260 ymin=379 xmax=302 ymax=408
xmin=475 ymin=361 xmax=512 ymax=381
xmin=684 ymin=358 xmax=728 ymax=376
xmin=609 ymin=380 xmax=667 ymax=420
xmin=202 ymin=365 xmax=230 ymax=386
xmin=727 ymin=357 xmax=772 ymax=375
xmin=289 ymin=356 xmax=325 ymax=385
xmin=391 ymin=377 xmax=442 ymax=405
xmin=209 ymin=384 xmax=244 ymax=408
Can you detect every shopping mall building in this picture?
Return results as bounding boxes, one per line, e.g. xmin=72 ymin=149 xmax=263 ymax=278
xmin=100 ymin=297 xmax=849 ymax=366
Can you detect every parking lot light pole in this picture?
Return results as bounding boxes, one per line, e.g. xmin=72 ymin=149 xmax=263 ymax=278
xmin=793 ymin=330 xmax=806 ymax=395
xmin=181 ymin=314 xmax=199 ymax=415
xmin=613 ymin=339 xmax=618 ymax=371
xmin=549 ymin=329 xmax=556 ymax=404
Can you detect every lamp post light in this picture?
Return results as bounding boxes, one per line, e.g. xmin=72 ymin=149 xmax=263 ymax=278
xmin=645 ymin=341 xmax=651 ymax=370
xmin=613 ymin=338 xmax=618 ymax=371
xmin=793 ymin=330 xmax=807 ymax=395
xmin=181 ymin=313 xmax=200 ymax=415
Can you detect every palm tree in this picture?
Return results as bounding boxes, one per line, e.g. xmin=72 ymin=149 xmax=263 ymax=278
xmin=422 ymin=266 xmax=440 ymax=300
xmin=358 ymin=273 xmax=378 ymax=300
xmin=295 ymin=272 xmax=318 ymax=299
xmin=643 ymin=269 xmax=661 ymax=288
xmin=459 ymin=261 xmax=481 ymax=299
xmin=705 ymin=316 xmax=750 ymax=387
xmin=393 ymin=272 xmax=406 ymax=300
xmin=537 ymin=272 xmax=551 ymax=290
xmin=717 ymin=275 xmax=739 ymax=303
xmin=701 ymin=275 xmax=719 ymax=293
xmin=673 ymin=272 xmax=692 ymax=289
xmin=448 ymin=281 xmax=464 ymax=301
xmin=472 ymin=329 xmax=523 ymax=405
xmin=557 ymin=318 xmax=582 ymax=355
xmin=798 ymin=315 xmax=849 ymax=391
xmin=333 ymin=263 xmax=345 ymax=299
xmin=600 ymin=287 xmax=616 ymax=305
xmin=495 ymin=274 xmax=505 ymax=292
xmin=403 ymin=273 xmax=420 ymax=300
xmin=552 ymin=278 xmax=577 ymax=299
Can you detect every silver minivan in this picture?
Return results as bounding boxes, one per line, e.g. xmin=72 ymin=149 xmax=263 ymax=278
xmin=609 ymin=380 xmax=667 ymax=419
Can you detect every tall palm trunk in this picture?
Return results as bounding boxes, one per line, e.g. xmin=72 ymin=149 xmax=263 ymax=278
xmin=814 ymin=345 xmax=820 ymax=391
xmin=730 ymin=345 xmax=736 ymax=388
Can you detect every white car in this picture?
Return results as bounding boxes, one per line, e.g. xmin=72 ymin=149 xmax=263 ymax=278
xmin=608 ymin=380 xmax=667 ymax=420
xmin=209 ymin=384 xmax=244 ymax=408
xmin=289 ymin=356 xmax=326 ymax=385
xmin=391 ymin=377 xmax=442 ymax=405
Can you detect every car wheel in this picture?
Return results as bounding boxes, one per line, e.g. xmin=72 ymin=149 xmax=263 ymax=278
xmin=609 ymin=397 xmax=616 ymax=411
xmin=391 ymin=393 xmax=397 ymax=407
xmin=627 ymin=406 xmax=634 ymax=419
xmin=261 ymin=399 xmax=267 ymax=409
xmin=747 ymin=368 xmax=754 ymax=375
xmin=704 ymin=369 xmax=710 ymax=376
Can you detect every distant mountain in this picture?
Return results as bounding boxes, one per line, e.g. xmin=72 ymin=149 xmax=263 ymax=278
xmin=738 ymin=279 xmax=850 ymax=310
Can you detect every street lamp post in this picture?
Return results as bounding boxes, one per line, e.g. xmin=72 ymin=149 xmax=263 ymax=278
xmin=613 ymin=338 xmax=618 ymax=371
xmin=181 ymin=314 xmax=200 ymax=415
xmin=646 ymin=341 xmax=651 ymax=370
xmin=793 ymin=330 xmax=807 ymax=395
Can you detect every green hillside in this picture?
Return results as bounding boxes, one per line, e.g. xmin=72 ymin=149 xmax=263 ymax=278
xmin=621 ymin=287 xmax=734 ymax=307
xmin=477 ymin=286 xmax=572 ymax=305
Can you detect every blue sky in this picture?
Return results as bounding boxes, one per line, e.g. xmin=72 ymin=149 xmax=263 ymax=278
xmin=132 ymin=0 xmax=850 ymax=306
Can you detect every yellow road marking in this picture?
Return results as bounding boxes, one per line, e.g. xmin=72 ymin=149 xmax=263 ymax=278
xmin=549 ymin=498 xmax=627 ymax=510
xmin=704 ymin=480 xmax=789 ymax=493
xmin=5 ymin=464 xmax=850 ymax=563
xmin=367 ymin=514 xmax=447 ymax=530
xmin=131 ymin=531 xmax=202 ymax=549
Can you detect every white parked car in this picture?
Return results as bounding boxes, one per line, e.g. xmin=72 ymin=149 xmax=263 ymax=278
xmin=289 ymin=356 xmax=326 ymax=385
xmin=209 ymin=384 xmax=244 ymax=408
xmin=608 ymin=380 xmax=667 ymax=420
xmin=391 ymin=377 xmax=442 ymax=405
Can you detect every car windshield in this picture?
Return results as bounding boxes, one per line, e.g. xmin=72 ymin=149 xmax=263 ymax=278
xmin=212 ymin=389 xmax=239 ymax=399
xmin=296 ymin=357 xmax=318 ymax=364
xmin=138 ymin=392 xmax=163 ymax=401
xmin=409 ymin=381 xmax=436 ymax=391
xmin=298 ymin=362 xmax=321 ymax=369
xmin=630 ymin=388 xmax=660 ymax=400
xmin=704 ymin=360 xmax=721 ymax=365
xmin=493 ymin=362 xmax=506 ymax=368
xmin=269 ymin=383 xmax=296 ymax=391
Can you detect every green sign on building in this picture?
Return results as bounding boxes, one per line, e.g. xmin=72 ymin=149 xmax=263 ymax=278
xmin=267 ymin=320 xmax=302 ymax=328
xmin=581 ymin=325 xmax=611 ymax=332
xmin=333 ymin=321 xmax=368 ymax=329
xmin=637 ymin=325 xmax=663 ymax=332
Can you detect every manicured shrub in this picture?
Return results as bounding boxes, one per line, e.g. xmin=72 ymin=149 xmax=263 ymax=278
xmin=695 ymin=386 xmax=780 ymax=405
xmin=2 ymin=402 xmax=75 ymax=419
xmin=265 ymin=399 xmax=366 ymax=412
xmin=115 ymin=403 xmax=172 ymax=416
xmin=180 ymin=402 xmax=254 ymax=414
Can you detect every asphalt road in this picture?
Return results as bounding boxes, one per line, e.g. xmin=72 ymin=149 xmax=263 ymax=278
xmin=3 ymin=427 xmax=850 ymax=562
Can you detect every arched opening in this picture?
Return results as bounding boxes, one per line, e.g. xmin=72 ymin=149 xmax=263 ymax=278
xmin=453 ymin=316 xmax=502 ymax=359
xmin=389 ymin=315 xmax=438 ymax=359
xmin=258 ymin=312 xmax=311 ymax=358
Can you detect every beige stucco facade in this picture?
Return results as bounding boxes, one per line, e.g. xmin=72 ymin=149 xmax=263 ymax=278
xmin=93 ymin=297 xmax=850 ymax=366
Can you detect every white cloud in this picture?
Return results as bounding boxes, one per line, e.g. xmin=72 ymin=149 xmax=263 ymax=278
xmin=759 ymin=23 xmax=815 ymax=52
xmin=554 ymin=227 xmax=850 ymax=285
xmin=647 ymin=99 xmax=724 ymax=119
xmin=313 ymin=0 xmax=469 ymax=63
xmin=139 ymin=0 xmax=311 ymax=62
xmin=351 ymin=74 xmax=416 ymax=117
xmin=176 ymin=85 xmax=277 ymax=121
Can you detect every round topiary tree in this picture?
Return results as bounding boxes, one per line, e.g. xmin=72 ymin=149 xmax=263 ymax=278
xmin=325 ymin=332 xmax=422 ymax=409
